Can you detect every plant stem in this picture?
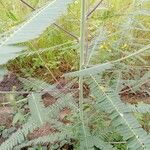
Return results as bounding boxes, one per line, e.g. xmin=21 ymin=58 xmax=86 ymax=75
xmin=79 ymin=0 xmax=88 ymax=149
xmin=80 ymin=1 xmax=86 ymax=68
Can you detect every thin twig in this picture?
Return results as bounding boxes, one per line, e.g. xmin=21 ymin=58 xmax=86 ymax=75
xmin=113 ymin=44 xmax=150 ymax=63
xmin=0 ymin=89 xmax=77 ymax=95
xmin=119 ymin=79 xmax=150 ymax=94
xmin=54 ymin=23 xmax=79 ymax=41
xmin=20 ymin=0 xmax=79 ymax=41
xmin=86 ymin=0 xmax=104 ymax=19
xmin=20 ymin=0 xmax=35 ymax=10
xmin=84 ymin=1 xmax=90 ymax=64
xmin=1 ymin=98 xmax=28 ymax=105
xmin=109 ymin=141 xmax=126 ymax=144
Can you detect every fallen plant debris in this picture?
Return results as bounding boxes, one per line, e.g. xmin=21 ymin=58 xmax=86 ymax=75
xmin=120 ymin=82 xmax=150 ymax=104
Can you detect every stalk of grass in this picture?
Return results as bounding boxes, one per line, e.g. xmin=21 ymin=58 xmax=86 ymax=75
xmin=79 ymin=0 xmax=88 ymax=149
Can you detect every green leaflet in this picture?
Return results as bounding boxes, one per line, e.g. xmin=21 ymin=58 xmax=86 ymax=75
xmin=86 ymin=26 xmax=108 ymax=65
xmin=1 ymin=0 xmax=74 ymax=45
xmin=14 ymin=132 xmax=72 ymax=150
xmin=128 ymin=103 xmax=150 ymax=113
xmin=90 ymin=76 xmax=150 ymax=150
xmin=0 ymin=67 xmax=7 ymax=76
xmin=29 ymin=93 xmax=49 ymax=125
xmin=80 ymin=136 xmax=116 ymax=150
xmin=0 ymin=46 xmax=26 ymax=65
xmin=0 ymin=0 xmax=74 ymax=65
xmin=20 ymin=77 xmax=55 ymax=91
xmin=0 ymin=78 xmax=77 ymax=149
xmin=64 ymin=62 xmax=113 ymax=77
xmin=0 ymin=119 xmax=38 ymax=150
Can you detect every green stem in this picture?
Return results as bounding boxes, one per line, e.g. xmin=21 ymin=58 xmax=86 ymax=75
xmin=79 ymin=0 xmax=88 ymax=149
xmin=80 ymin=1 xmax=86 ymax=68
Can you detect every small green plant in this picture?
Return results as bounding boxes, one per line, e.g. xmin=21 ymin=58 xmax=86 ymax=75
xmin=0 ymin=0 xmax=150 ymax=150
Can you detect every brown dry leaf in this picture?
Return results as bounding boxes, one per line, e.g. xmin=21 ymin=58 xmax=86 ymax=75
xmin=0 ymin=107 xmax=14 ymax=127
xmin=59 ymin=107 xmax=72 ymax=125
xmin=42 ymin=93 xmax=57 ymax=107
xmin=71 ymin=82 xmax=90 ymax=99
xmin=0 ymin=114 xmax=12 ymax=127
xmin=120 ymin=81 xmax=150 ymax=104
xmin=0 ymin=73 xmax=22 ymax=92
xmin=56 ymin=78 xmax=68 ymax=89
xmin=27 ymin=123 xmax=56 ymax=140
xmin=0 ymin=107 xmax=14 ymax=114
